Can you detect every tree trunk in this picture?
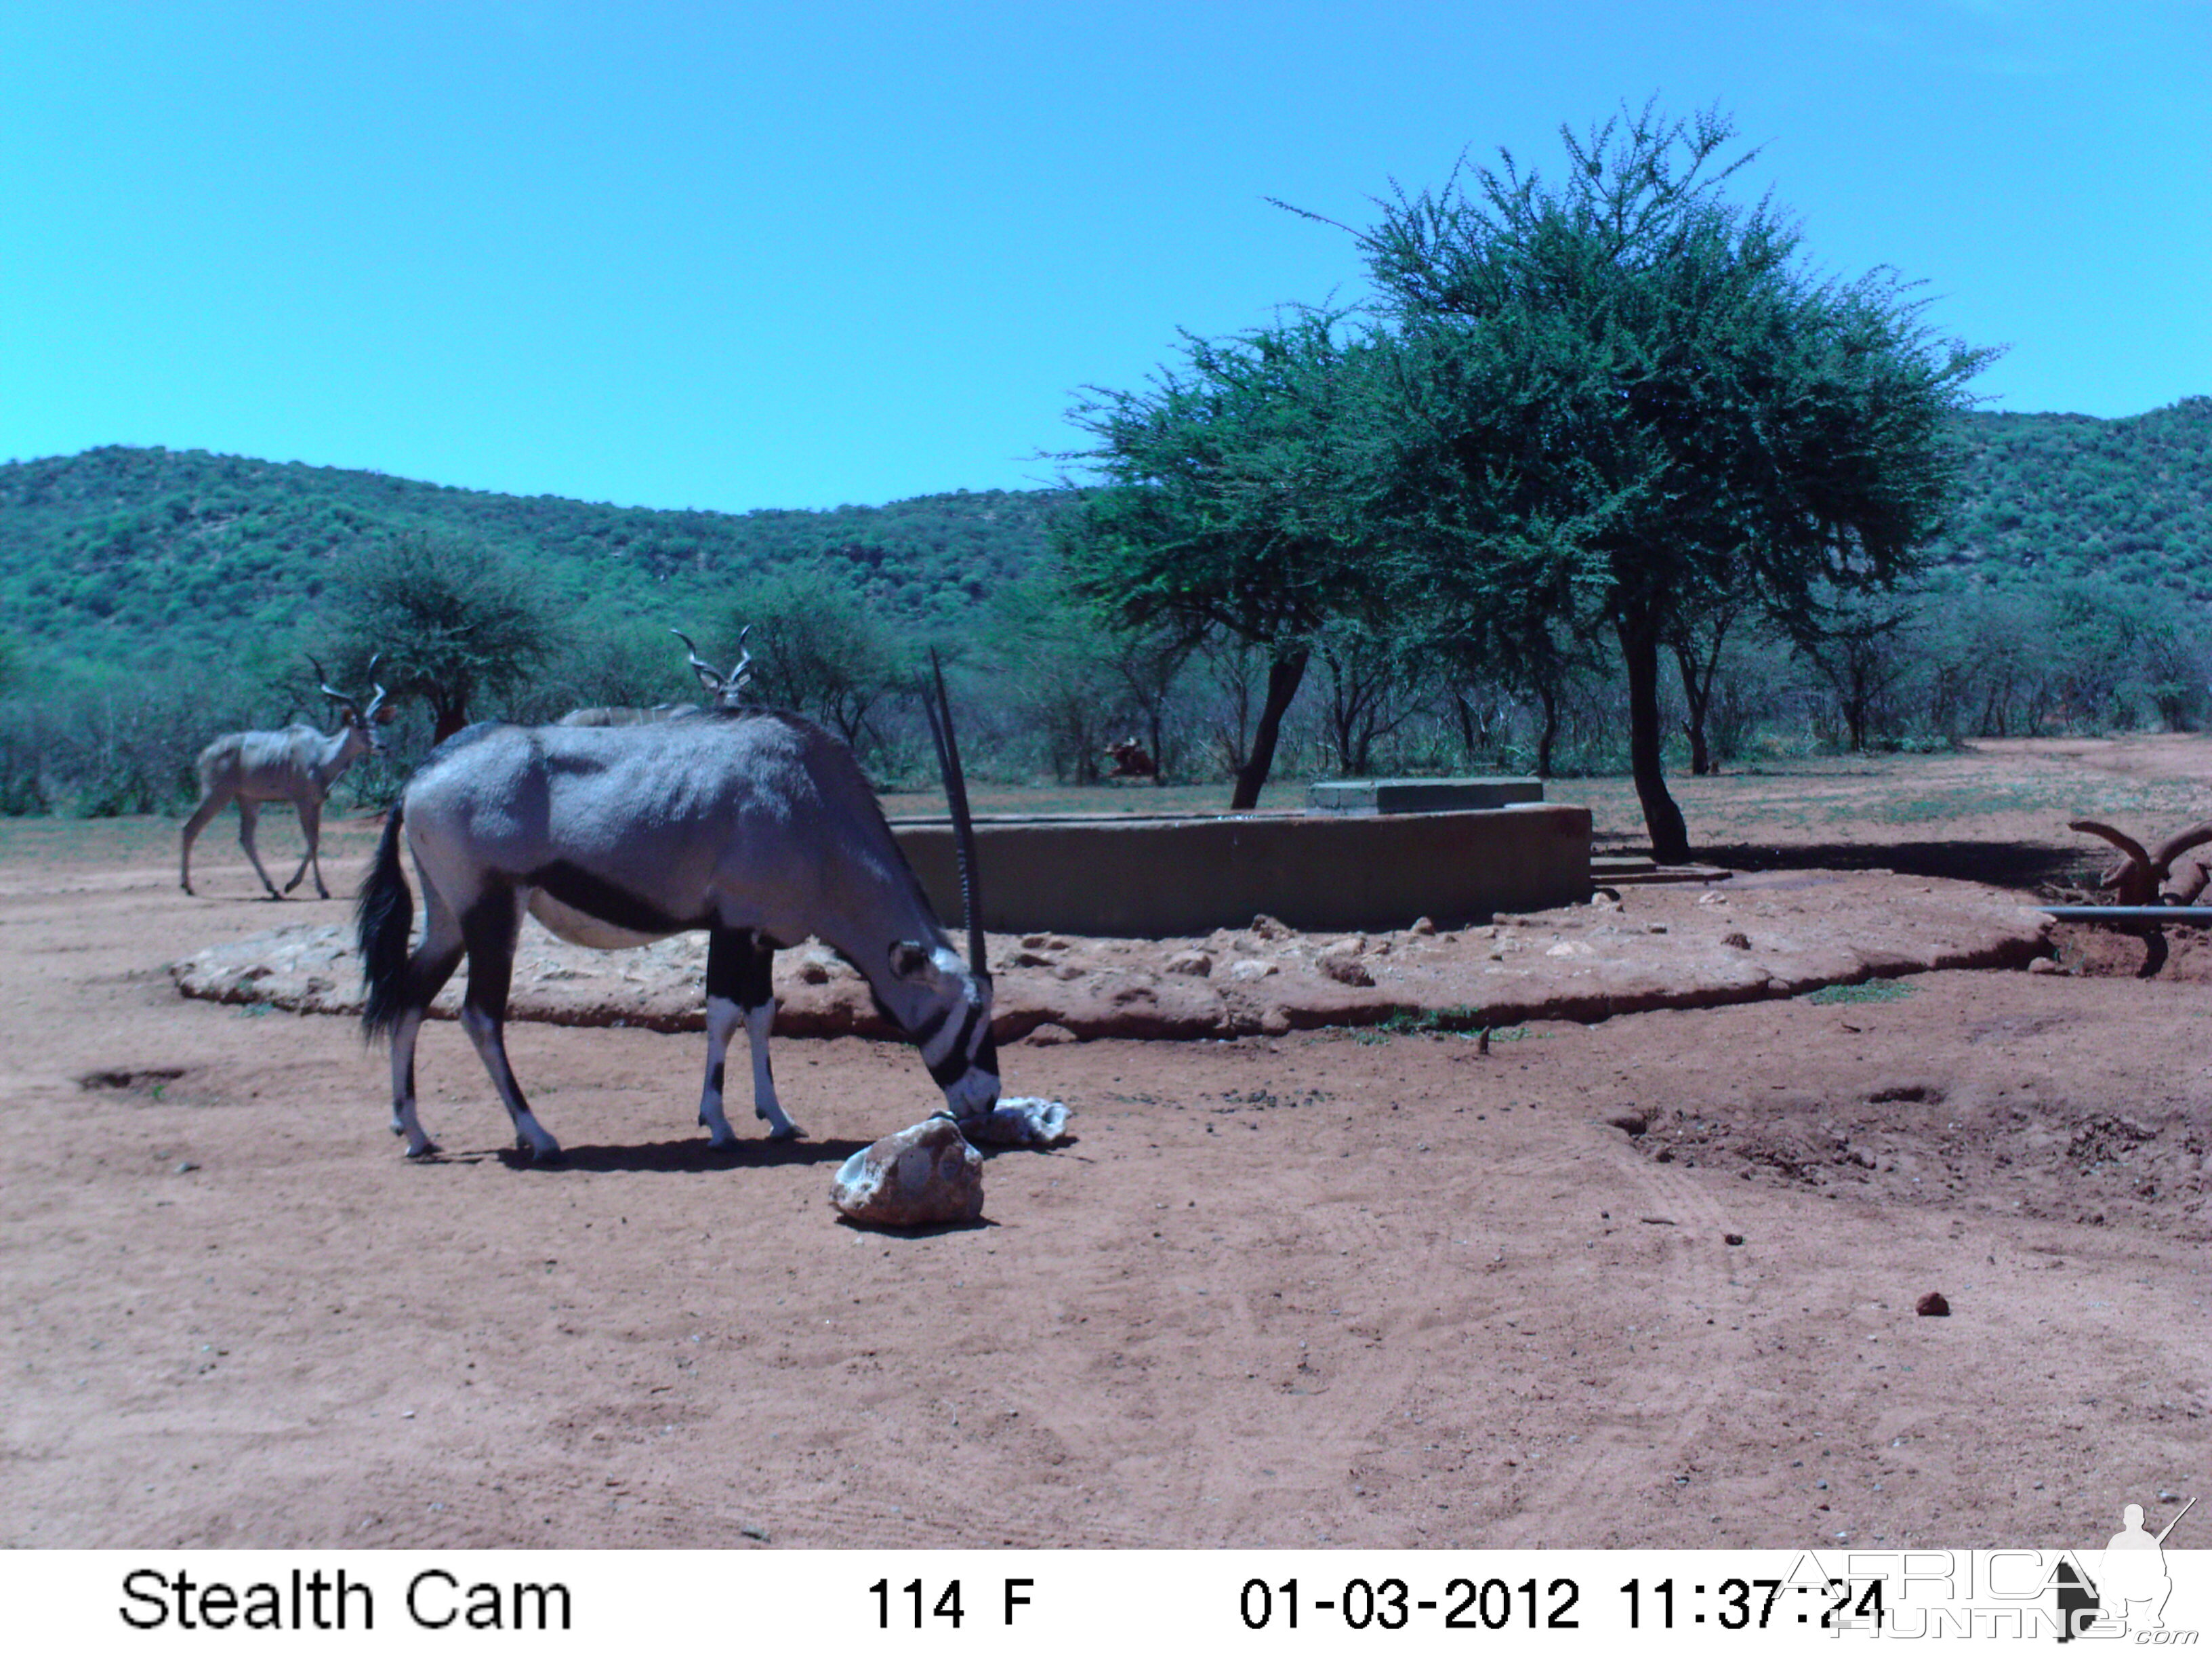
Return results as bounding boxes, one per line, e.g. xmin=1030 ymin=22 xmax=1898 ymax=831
xmin=1534 ymin=680 xmax=1559 ymax=780
xmin=1229 ymin=650 xmax=1308 ymax=811
xmin=1618 ymin=608 xmax=1690 ymax=863
xmin=1674 ymin=641 xmax=1714 ymax=776
xmin=430 ymin=693 xmax=469 ymax=747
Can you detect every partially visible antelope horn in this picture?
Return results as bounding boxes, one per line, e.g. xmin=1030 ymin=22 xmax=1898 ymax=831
xmin=672 ymin=628 xmax=722 ymax=693
xmin=2151 ymin=818 xmax=2212 ymax=872
xmin=2070 ymin=819 xmax=2156 ymax=905
xmin=309 ymin=654 xmax=362 ymax=716
xmin=361 ymin=654 xmax=390 ymax=724
xmin=924 ymin=651 xmax=986 ymax=979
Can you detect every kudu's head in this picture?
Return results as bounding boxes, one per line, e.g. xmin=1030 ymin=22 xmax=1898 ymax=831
xmin=310 ymin=655 xmax=392 ymax=758
xmin=673 ymin=628 xmax=754 ymax=713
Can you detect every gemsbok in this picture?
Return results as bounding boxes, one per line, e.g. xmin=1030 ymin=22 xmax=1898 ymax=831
xmin=181 ymin=659 xmax=392 ymax=899
xmin=354 ymin=636 xmax=998 ymax=1162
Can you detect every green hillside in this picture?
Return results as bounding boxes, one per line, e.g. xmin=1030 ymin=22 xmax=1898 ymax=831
xmin=0 ymin=445 xmax=1069 ymax=669
xmin=1 ymin=397 xmax=2207 ymax=673
xmin=1925 ymin=396 xmax=2212 ymax=597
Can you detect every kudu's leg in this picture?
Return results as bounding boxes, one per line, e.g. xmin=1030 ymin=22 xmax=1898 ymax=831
xmin=455 ymin=886 xmax=561 ymax=1162
xmin=179 ymin=787 xmax=228 ymax=895
xmin=283 ymin=793 xmax=327 ymax=898
xmin=388 ymin=880 xmax=464 ymax=1158
xmin=234 ymin=799 xmax=286 ymax=899
xmin=699 ymin=926 xmax=796 ymax=1142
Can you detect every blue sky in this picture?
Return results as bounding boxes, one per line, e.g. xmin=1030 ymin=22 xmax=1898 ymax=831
xmin=2 ymin=1 xmax=2205 ymax=513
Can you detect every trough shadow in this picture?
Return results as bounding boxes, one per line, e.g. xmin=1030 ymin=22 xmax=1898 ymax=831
xmin=1696 ymin=838 xmax=2080 ymax=893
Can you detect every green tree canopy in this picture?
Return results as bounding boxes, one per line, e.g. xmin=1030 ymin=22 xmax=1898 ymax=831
xmin=329 ymin=533 xmax=559 ymax=744
xmin=726 ymin=564 xmax=907 ymax=754
xmin=1347 ymin=100 xmax=1994 ymax=859
xmin=1057 ymin=311 xmax=1385 ymax=808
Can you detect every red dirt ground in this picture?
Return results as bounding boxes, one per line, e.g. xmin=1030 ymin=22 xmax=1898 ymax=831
xmin=2 ymin=740 xmax=2205 ymax=1550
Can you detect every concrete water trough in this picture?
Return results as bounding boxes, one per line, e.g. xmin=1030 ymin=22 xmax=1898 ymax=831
xmin=892 ymin=796 xmax=1591 ymax=939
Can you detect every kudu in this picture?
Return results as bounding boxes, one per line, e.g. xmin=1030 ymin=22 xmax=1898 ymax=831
xmin=356 ymin=632 xmax=996 ymax=1162
xmin=181 ymin=659 xmax=392 ymax=899
xmin=552 ymin=627 xmax=750 ymax=726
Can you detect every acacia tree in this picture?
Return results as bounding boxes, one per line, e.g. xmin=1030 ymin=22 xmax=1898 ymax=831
xmin=1058 ymin=312 xmax=1383 ymax=808
xmin=1345 ymin=101 xmax=1992 ymax=861
xmin=331 ymin=534 xmax=558 ymax=744
xmin=731 ymin=565 xmax=906 ymax=754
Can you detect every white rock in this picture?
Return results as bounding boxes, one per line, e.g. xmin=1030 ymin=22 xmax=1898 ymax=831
xmin=968 ymin=1097 xmax=1071 ymax=1145
xmin=830 ymin=1118 xmax=984 ymax=1227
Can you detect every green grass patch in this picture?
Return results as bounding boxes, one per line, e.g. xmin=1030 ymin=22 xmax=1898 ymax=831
xmin=1803 ymin=979 xmax=1916 ymax=1005
xmin=1355 ymin=1009 xmax=1533 ymax=1041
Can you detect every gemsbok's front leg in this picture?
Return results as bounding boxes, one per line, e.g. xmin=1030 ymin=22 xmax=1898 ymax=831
xmin=699 ymin=926 xmax=796 ymax=1143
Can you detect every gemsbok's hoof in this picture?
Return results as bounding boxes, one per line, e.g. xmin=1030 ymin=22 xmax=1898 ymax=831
xmin=767 ymin=1121 xmax=805 ymax=1142
xmin=403 ymin=1139 xmax=441 ymax=1160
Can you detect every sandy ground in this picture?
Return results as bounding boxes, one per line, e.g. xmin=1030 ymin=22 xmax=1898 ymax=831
xmin=3 ymin=740 xmax=2207 ymax=1550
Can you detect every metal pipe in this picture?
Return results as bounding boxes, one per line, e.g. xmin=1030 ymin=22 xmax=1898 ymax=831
xmin=2039 ymin=906 xmax=2212 ymax=924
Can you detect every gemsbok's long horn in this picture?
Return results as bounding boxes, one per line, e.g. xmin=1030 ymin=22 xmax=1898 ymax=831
xmin=924 ymin=650 xmax=986 ymax=979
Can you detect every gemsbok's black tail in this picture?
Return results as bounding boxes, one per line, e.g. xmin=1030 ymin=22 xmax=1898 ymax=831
xmin=356 ymin=802 xmax=414 ymax=1042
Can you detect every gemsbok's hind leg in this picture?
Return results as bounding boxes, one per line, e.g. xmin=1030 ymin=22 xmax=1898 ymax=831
xmin=180 ymin=788 xmax=227 ymax=895
xmin=234 ymin=799 xmax=286 ymax=899
xmin=454 ymin=886 xmax=562 ymax=1162
xmin=699 ymin=926 xmax=796 ymax=1142
xmin=389 ymin=883 xmax=465 ymax=1158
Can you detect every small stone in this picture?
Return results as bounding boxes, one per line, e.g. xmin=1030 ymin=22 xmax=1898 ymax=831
xmin=1248 ymin=914 xmax=1293 ymax=941
xmin=2028 ymin=957 xmax=2062 ymax=975
xmin=1227 ymin=959 xmax=1277 ymax=982
xmin=1009 ymin=949 xmax=1056 ymax=968
xmin=1915 ymin=1292 xmax=1951 ymax=1317
xmin=830 ymin=1118 xmax=984 ymax=1227
xmin=175 ymin=1162 xmax=200 ymax=1175
xmin=1024 ymin=1022 xmax=1078 ymax=1046
xmin=1696 ymin=891 xmax=1727 ymax=907
xmin=1021 ymin=933 xmax=1049 ymax=949
xmin=1163 ymin=950 xmax=1212 ymax=977
xmin=1317 ymin=945 xmax=1374 ymax=987
xmin=1605 ymin=1109 xmax=1648 ymax=1136
xmin=1409 ymin=916 xmax=1436 ymax=935
xmin=1721 ymin=930 xmax=1750 ymax=949
xmin=1258 ymin=1006 xmax=1292 ymax=1036
xmin=1723 ymin=1233 xmax=1745 ymax=1246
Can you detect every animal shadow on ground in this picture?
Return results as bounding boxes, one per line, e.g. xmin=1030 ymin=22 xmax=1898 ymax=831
xmin=493 ymin=1136 xmax=869 ymax=1174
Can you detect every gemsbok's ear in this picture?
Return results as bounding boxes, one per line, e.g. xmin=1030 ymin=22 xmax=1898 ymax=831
xmin=888 ymin=941 xmax=932 ymax=980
